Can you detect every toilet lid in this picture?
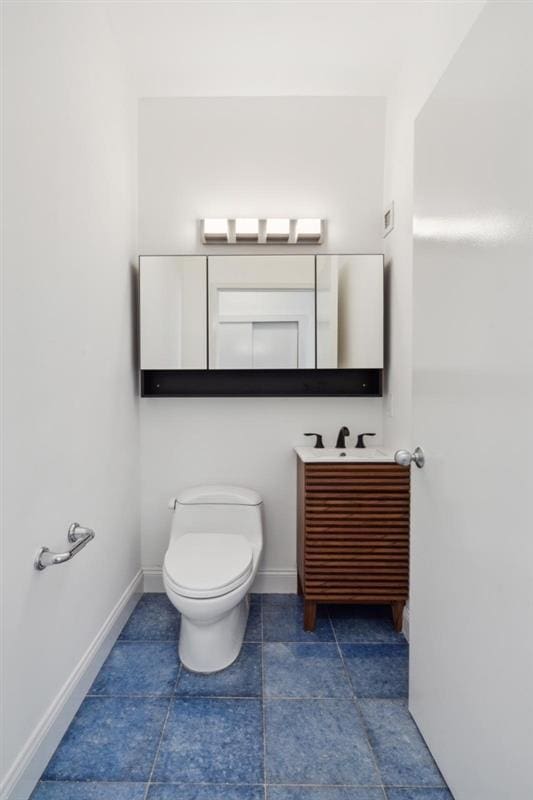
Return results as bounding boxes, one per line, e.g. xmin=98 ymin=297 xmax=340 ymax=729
xmin=164 ymin=533 xmax=253 ymax=599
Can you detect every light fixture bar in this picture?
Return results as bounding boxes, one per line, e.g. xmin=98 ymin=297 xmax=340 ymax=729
xmin=201 ymin=218 xmax=324 ymax=245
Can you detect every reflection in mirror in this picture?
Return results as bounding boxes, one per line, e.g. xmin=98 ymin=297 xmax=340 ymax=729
xmin=140 ymin=256 xmax=207 ymax=369
xmin=208 ymin=256 xmax=316 ymax=369
xmin=316 ymin=255 xmax=383 ymax=369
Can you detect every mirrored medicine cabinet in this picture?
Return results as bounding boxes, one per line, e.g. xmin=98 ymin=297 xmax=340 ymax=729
xmin=139 ymin=254 xmax=383 ymax=396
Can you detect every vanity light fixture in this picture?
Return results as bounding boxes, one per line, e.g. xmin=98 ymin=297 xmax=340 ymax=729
xmin=235 ymin=218 xmax=260 ymax=241
xmin=296 ymin=218 xmax=323 ymax=243
xmin=266 ymin=218 xmax=291 ymax=242
xmin=201 ymin=218 xmax=325 ymax=245
xmin=202 ymin=218 xmax=229 ymax=243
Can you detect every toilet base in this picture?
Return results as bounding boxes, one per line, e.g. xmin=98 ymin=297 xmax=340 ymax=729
xmin=178 ymin=595 xmax=250 ymax=673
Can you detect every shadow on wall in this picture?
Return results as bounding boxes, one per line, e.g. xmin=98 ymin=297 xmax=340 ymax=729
xmin=130 ymin=261 xmax=140 ymax=381
xmin=383 ymin=256 xmax=392 ymax=395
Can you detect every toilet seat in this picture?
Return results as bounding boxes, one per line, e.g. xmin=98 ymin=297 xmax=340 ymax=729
xmin=164 ymin=533 xmax=253 ymax=599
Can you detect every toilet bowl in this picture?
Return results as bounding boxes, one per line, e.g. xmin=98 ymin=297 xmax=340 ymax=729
xmin=163 ymin=485 xmax=263 ymax=673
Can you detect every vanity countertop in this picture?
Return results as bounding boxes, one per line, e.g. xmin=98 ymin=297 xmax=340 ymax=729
xmin=294 ymin=446 xmax=395 ymax=463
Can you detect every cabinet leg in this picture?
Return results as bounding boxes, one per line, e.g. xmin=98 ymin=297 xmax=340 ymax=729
xmin=391 ymin=601 xmax=405 ymax=633
xmin=297 ymin=573 xmax=303 ymax=596
xmin=304 ymin=599 xmax=317 ymax=632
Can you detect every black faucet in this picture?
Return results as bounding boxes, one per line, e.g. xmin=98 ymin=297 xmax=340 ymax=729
xmin=335 ymin=426 xmax=350 ymax=448
xmin=304 ymin=432 xmax=324 ymax=449
xmin=355 ymin=432 xmax=376 ymax=449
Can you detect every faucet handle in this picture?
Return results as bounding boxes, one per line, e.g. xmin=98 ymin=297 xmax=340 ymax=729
xmin=355 ymin=432 xmax=376 ymax=449
xmin=304 ymin=432 xmax=324 ymax=449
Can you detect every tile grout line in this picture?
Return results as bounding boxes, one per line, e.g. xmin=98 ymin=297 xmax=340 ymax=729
xmin=328 ymin=607 xmax=388 ymax=800
xmin=81 ymin=694 xmax=406 ymax=702
xmin=118 ymin=637 xmax=407 ymax=645
xmin=38 ymin=779 xmax=434 ymax=788
xmin=260 ymin=596 xmax=268 ymax=800
xmin=37 ymin=779 xmax=445 ymax=788
xmin=142 ymin=656 xmax=182 ymax=800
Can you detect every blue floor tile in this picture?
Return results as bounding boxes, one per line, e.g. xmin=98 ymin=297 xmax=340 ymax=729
xmin=329 ymin=605 xmax=405 ymax=644
xmin=341 ymin=644 xmax=409 ymax=698
xmin=359 ymin=700 xmax=445 ymax=788
xmin=153 ymin=698 xmax=264 ymax=783
xmin=148 ymin=786 xmax=264 ymax=800
xmin=262 ymin=594 xmax=301 ymax=605
xmin=34 ymin=595 xmax=453 ymax=800
xmin=263 ymin=597 xmax=334 ymax=642
xmin=265 ymin=699 xmax=379 ymax=785
xmin=244 ymin=602 xmax=263 ymax=642
xmin=120 ymin=594 xmax=180 ymax=641
xmin=31 ymin=784 xmax=146 ymax=800
xmin=43 ymin=697 xmax=169 ymax=781
xmin=264 ymin=643 xmax=352 ymax=698
xmin=175 ymin=643 xmax=262 ymax=697
xmin=89 ymin=641 xmax=179 ymax=696
xmin=268 ymin=789 xmax=384 ymax=800
xmin=386 ymin=791 xmax=453 ymax=800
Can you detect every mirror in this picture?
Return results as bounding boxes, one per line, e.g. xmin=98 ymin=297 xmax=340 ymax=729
xmin=140 ymin=254 xmax=383 ymax=378
xmin=140 ymin=256 xmax=207 ymax=369
xmin=208 ymin=256 xmax=315 ymax=369
xmin=316 ymin=255 xmax=383 ymax=369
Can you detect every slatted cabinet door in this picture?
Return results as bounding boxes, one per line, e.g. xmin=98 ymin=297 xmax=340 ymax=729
xmin=297 ymin=460 xmax=410 ymax=631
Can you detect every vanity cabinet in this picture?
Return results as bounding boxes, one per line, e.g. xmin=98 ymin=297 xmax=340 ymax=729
xmin=296 ymin=458 xmax=410 ymax=631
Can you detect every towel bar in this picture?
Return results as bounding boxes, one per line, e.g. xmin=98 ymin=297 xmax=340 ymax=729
xmin=34 ymin=523 xmax=95 ymax=571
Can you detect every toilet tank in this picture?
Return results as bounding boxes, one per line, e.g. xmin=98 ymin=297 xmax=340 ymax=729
xmin=169 ymin=485 xmax=263 ymax=549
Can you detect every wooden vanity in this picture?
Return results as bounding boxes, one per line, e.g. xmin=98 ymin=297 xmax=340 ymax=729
xmin=296 ymin=448 xmax=410 ymax=632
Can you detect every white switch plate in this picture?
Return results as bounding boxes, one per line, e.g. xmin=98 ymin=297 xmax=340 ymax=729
xmin=383 ymin=202 xmax=395 ymax=237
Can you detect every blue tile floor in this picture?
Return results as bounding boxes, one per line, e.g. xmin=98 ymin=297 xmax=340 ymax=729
xmin=32 ymin=594 xmax=453 ymax=800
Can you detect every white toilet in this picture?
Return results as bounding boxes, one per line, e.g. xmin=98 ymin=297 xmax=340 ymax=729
xmin=163 ymin=484 xmax=263 ymax=673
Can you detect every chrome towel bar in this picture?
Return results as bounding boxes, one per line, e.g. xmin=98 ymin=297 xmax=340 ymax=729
xmin=34 ymin=523 xmax=95 ymax=571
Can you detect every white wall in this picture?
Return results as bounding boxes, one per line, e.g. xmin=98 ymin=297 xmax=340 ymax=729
xmin=141 ymin=398 xmax=382 ymax=586
xmin=1 ymin=4 xmax=140 ymax=796
xmin=382 ymin=2 xmax=484 ymax=449
xmin=139 ymin=97 xmax=385 ymax=255
xmin=138 ymin=97 xmax=385 ymax=587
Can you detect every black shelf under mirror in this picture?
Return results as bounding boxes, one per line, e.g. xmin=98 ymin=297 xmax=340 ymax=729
xmin=140 ymin=369 xmax=382 ymax=398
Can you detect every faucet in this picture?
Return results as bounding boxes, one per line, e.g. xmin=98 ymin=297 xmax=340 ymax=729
xmin=335 ymin=426 xmax=350 ymax=448
xmin=304 ymin=432 xmax=324 ymax=449
xmin=355 ymin=432 xmax=376 ymax=449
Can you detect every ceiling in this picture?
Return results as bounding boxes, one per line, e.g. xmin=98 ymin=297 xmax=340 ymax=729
xmin=107 ymin=1 xmax=484 ymax=98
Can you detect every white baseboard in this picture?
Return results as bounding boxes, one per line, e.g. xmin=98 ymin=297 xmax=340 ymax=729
xmin=143 ymin=566 xmax=297 ymax=594
xmin=1 ymin=570 xmax=143 ymax=800
xmin=142 ymin=566 xmax=165 ymax=592
xmin=252 ymin=569 xmax=297 ymax=593
xmin=402 ymin=603 xmax=410 ymax=642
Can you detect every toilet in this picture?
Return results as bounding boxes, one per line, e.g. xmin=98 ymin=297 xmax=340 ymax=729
xmin=163 ymin=484 xmax=263 ymax=673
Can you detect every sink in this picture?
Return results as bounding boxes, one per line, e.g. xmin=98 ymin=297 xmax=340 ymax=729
xmin=294 ymin=446 xmax=394 ymax=463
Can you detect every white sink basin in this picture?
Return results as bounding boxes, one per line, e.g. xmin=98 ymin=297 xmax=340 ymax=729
xmin=294 ymin=446 xmax=394 ymax=463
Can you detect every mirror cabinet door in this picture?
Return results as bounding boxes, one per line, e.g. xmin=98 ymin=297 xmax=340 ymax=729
xmin=208 ymin=255 xmax=316 ymax=369
xmin=316 ymin=255 xmax=383 ymax=369
xmin=140 ymin=256 xmax=207 ymax=369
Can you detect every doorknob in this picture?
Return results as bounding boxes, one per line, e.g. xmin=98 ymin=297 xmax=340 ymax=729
xmin=394 ymin=446 xmax=425 ymax=469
